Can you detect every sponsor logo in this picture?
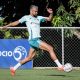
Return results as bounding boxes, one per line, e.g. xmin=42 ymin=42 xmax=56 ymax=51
xmin=0 ymin=46 xmax=27 ymax=61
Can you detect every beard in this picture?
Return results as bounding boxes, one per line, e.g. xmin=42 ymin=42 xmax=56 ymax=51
xmin=34 ymin=14 xmax=37 ymax=17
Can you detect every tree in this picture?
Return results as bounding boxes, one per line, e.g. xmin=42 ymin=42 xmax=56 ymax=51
xmin=52 ymin=0 xmax=80 ymax=27
xmin=0 ymin=0 xmax=80 ymax=39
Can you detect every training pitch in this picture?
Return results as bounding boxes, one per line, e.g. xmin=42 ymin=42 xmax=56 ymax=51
xmin=0 ymin=68 xmax=80 ymax=80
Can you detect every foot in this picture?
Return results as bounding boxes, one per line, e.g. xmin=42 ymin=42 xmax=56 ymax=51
xmin=10 ymin=67 xmax=15 ymax=76
xmin=57 ymin=66 xmax=64 ymax=71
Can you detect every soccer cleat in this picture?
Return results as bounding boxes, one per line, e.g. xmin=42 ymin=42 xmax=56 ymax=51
xmin=57 ymin=66 xmax=64 ymax=71
xmin=10 ymin=67 xmax=15 ymax=76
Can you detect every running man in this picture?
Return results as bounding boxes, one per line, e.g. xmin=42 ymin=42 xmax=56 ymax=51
xmin=2 ymin=5 xmax=64 ymax=76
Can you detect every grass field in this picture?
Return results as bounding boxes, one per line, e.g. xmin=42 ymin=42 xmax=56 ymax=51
xmin=0 ymin=68 xmax=80 ymax=80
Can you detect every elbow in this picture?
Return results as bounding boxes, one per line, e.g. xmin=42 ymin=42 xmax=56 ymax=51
xmin=47 ymin=18 xmax=52 ymax=21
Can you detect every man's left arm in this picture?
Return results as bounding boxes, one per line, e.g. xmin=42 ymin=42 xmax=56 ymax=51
xmin=45 ymin=8 xmax=53 ymax=21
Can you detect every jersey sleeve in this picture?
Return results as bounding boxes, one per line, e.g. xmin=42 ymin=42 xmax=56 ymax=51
xmin=37 ymin=16 xmax=46 ymax=22
xmin=19 ymin=16 xmax=27 ymax=23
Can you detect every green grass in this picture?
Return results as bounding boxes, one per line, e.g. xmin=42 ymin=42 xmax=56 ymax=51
xmin=0 ymin=69 xmax=80 ymax=80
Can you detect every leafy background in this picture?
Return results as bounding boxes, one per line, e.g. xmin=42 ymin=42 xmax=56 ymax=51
xmin=0 ymin=0 xmax=80 ymax=38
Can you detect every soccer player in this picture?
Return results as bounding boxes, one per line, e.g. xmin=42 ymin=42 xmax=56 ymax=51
xmin=2 ymin=5 xmax=64 ymax=76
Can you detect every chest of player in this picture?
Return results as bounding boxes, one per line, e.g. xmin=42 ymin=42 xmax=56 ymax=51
xmin=27 ymin=18 xmax=40 ymax=25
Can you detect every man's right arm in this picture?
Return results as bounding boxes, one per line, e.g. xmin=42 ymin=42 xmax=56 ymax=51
xmin=2 ymin=20 xmax=20 ymax=29
xmin=2 ymin=15 xmax=27 ymax=29
xmin=1 ymin=20 xmax=20 ymax=30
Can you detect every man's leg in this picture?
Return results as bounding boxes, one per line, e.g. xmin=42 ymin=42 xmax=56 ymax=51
xmin=10 ymin=48 xmax=36 ymax=76
xmin=39 ymin=41 xmax=64 ymax=70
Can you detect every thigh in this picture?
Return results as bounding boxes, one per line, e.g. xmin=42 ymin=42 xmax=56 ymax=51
xmin=39 ymin=41 xmax=52 ymax=51
xmin=28 ymin=48 xmax=37 ymax=59
xmin=28 ymin=48 xmax=35 ymax=56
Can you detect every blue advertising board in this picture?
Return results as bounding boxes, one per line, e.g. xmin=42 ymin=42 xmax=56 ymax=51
xmin=0 ymin=39 xmax=32 ymax=69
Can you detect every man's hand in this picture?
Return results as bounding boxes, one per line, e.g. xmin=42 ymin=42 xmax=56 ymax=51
xmin=45 ymin=8 xmax=53 ymax=21
xmin=1 ymin=26 xmax=8 ymax=30
xmin=47 ymin=8 xmax=53 ymax=14
xmin=1 ymin=20 xmax=20 ymax=30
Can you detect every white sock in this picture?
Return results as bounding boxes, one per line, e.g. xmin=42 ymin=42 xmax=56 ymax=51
xmin=54 ymin=59 xmax=62 ymax=68
xmin=13 ymin=63 xmax=21 ymax=70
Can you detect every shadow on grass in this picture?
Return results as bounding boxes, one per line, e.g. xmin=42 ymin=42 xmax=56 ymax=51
xmin=45 ymin=74 xmax=74 ymax=77
xmin=46 ymin=74 xmax=66 ymax=77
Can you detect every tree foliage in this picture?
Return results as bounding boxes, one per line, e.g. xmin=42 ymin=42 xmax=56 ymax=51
xmin=0 ymin=0 xmax=80 ymax=38
xmin=0 ymin=0 xmax=79 ymax=27
xmin=52 ymin=0 xmax=80 ymax=27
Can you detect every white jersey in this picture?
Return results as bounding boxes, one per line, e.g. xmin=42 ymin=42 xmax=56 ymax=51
xmin=19 ymin=15 xmax=46 ymax=40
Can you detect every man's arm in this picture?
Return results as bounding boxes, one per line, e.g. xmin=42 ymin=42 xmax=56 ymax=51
xmin=45 ymin=8 xmax=53 ymax=21
xmin=2 ymin=20 xmax=20 ymax=29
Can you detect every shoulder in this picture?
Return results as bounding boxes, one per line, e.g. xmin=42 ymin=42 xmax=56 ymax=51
xmin=37 ymin=16 xmax=46 ymax=19
xmin=37 ymin=16 xmax=43 ymax=18
xmin=37 ymin=16 xmax=46 ymax=22
xmin=24 ymin=15 xmax=33 ymax=19
xmin=20 ymin=15 xmax=32 ymax=21
xmin=22 ymin=15 xmax=29 ymax=18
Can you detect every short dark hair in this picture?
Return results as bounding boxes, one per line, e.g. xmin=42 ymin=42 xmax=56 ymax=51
xmin=30 ymin=5 xmax=38 ymax=10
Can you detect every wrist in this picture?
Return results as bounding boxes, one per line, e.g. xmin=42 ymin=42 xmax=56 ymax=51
xmin=6 ymin=23 xmax=11 ymax=27
xmin=50 ymin=13 xmax=53 ymax=15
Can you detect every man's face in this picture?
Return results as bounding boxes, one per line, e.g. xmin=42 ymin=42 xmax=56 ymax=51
xmin=30 ymin=7 xmax=38 ymax=17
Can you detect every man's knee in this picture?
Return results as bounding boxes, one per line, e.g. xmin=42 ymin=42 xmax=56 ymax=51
xmin=26 ymin=55 xmax=32 ymax=61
